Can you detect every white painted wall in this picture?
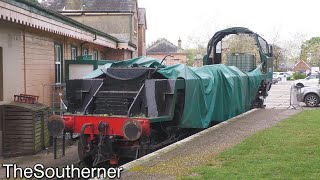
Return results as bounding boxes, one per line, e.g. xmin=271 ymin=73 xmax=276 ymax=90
xmin=0 ymin=22 xmax=24 ymax=156
xmin=0 ymin=22 xmax=24 ymax=105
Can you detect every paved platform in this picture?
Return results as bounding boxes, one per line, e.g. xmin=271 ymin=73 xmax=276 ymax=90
xmin=265 ymin=81 xmax=293 ymax=109
xmin=120 ymin=109 xmax=301 ymax=180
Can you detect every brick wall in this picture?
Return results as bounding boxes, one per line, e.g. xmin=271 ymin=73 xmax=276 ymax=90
xmin=138 ymin=26 xmax=146 ymax=56
xmin=106 ymin=49 xmax=132 ymax=60
xmin=64 ymin=38 xmax=110 ymax=60
xmin=24 ymin=29 xmax=134 ymax=105
xmin=24 ymin=30 xmax=55 ymax=105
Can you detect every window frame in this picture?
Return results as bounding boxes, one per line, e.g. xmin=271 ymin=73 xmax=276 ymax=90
xmin=257 ymin=36 xmax=269 ymax=55
xmin=82 ymin=47 xmax=89 ymax=56
xmin=100 ymin=51 xmax=105 ymax=60
xmin=54 ymin=43 xmax=63 ymax=84
xmin=71 ymin=46 xmax=77 ymax=60
xmin=93 ymin=50 xmax=98 ymax=60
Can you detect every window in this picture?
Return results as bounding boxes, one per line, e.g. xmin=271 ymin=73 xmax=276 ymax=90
xmin=71 ymin=46 xmax=77 ymax=60
xmin=54 ymin=44 xmax=62 ymax=84
xmin=83 ymin=47 xmax=88 ymax=55
xmin=216 ymin=41 xmax=222 ymax=53
xmin=309 ymin=75 xmax=319 ymax=79
xmin=258 ymin=36 xmax=268 ymax=54
xmin=100 ymin=51 xmax=105 ymax=60
xmin=93 ymin=50 xmax=98 ymax=60
xmin=0 ymin=47 xmax=3 ymax=101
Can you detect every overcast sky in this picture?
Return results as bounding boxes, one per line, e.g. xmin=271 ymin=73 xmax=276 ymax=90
xmin=139 ymin=0 xmax=320 ymax=48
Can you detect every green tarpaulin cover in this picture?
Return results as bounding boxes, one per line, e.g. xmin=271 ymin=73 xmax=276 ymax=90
xmin=84 ymin=56 xmax=262 ymax=128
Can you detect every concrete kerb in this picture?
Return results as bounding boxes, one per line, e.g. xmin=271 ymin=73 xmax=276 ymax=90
xmin=120 ymin=108 xmax=259 ymax=171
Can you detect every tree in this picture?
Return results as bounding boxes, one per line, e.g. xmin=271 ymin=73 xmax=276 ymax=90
xmin=272 ymin=45 xmax=286 ymax=71
xmin=269 ymin=28 xmax=286 ymax=70
xmin=300 ymin=37 xmax=320 ymax=66
xmin=281 ymin=33 xmax=306 ymax=64
xmin=184 ymin=31 xmax=210 ymax=66
xmin=223 ymin=34 xmax=257 ymax=53
xmin=185 ymin=45 xmax=206 ymax=66
xmin=222 ymin=34 xmax=259 ymax=64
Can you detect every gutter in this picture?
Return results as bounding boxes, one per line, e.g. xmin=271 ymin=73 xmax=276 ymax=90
xmin=128 ymin=42 xmax=137 ymax=50
xmin=60 ymin=10 xmax=134 ymax=14
xmin=61 ymin=12 xmax=134 ymax=16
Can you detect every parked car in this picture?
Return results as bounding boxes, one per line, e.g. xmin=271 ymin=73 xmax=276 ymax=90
xmin=294 ymin=74 xmax=320 ymax=87
xmin=272 ymin=78 xmax=278 ymax=84
xmin=285 ymin=71 xmax=293 ymax=78
xmin=297 ymin=85 xmax=320 ymax=107
xmin=273 ymin=72 xmax=288 ymax=81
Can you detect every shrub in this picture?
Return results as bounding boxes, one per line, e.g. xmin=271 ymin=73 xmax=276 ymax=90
xmin=292 ymin=72 xmax=306 ymax=80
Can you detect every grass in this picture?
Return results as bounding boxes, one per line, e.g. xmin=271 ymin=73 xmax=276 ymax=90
xmin=183 ymin=110 xmax=320 ymax=179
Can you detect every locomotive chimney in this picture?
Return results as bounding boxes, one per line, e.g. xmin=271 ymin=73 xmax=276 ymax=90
xmin=178 ymin=38 xmax=182 ymax=49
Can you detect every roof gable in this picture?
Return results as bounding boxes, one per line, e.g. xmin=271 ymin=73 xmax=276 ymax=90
xmin=293 ymin=60 xmax=311 ymax=70
xmin=41 ymin=0 xmax=136 ymax=12
xmin=146 ymin=39 xmax=179 ymax=53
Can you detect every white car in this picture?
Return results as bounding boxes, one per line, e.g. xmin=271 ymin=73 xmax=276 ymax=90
xmin=273 ymin=72 xmax=287 ymax=81
xmin=294 ymin=74 xmax=320 ymax=87
xmin=297 ymin=84 xmax=320 ymax=107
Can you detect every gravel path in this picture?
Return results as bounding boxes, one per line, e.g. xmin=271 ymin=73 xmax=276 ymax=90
xmin=121 ymin=109 xmax=301 ymax=180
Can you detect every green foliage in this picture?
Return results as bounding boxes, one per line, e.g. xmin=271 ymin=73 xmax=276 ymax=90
xmin=300 ymin=37 xmax=320 ymax=66
xmin=185 ymin=46 xmax=206 ymax=67
xmin=184 ymin=110 xmax=320 ymax=179
xmin=292 ymin=72 xmax=306 ymax=80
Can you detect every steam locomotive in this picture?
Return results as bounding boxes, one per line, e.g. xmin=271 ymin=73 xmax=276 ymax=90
xmin=47 ymin=27 xmax=273 ymax=167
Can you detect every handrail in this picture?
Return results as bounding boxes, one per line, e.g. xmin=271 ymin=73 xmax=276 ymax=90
xmin=127 ymin=83 xmax=145 ymax=117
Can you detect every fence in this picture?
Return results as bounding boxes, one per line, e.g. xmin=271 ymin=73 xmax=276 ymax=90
xmin=288 ymin=85 xmax=303 ymax=109
xmin=42 ymin=83 xmax=66 ymax=116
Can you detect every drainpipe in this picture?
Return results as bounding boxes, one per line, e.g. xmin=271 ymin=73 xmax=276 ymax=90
xmin=23 ymin=27 xmax=26 ymax=94
xmin=93 ymin=33 xmax=97 ymax=41
xmin=130 ymin=13 xmax=133 ymax=43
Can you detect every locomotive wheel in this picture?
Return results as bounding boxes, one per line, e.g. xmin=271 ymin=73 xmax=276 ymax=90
xmin=78 ymin=135 xmax=94 ymax=167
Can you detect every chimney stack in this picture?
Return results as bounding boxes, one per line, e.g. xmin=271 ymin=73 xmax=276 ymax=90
xmin=178 ymin=38 xmax=182 ymax=49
